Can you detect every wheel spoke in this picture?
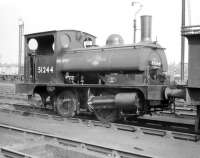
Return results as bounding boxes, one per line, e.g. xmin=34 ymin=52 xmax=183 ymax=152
xmin=95 ymin=109 xmax=118 ymax=123
xmin=55 ymin=90 xmax=78 ymax=117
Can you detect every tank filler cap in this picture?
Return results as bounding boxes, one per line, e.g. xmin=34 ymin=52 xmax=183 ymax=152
xmin=106 ymin=34 xmax=124 ymax=46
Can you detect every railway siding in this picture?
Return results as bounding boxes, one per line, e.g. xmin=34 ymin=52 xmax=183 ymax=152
xmin=0 ymin=123 xmax=153 ymax=158
xmin=0 ymin=105 xmax=198 ymax=141
xmin=0 ymin=107 xmax=199 ymax=158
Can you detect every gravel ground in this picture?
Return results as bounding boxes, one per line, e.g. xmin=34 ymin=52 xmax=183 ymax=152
xmin=0 ymin=110 xmax=199 ymax=158
xmin=0 ymin=126 xmax=101 ymax=158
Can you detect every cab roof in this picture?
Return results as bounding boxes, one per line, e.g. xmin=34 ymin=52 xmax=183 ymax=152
xmin=25 ymin=30 xmax=96 ymax=39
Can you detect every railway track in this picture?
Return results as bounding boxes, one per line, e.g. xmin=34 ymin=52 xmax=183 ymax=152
xmin=159 ymin=110 xmax=196 ymax=119
xmin=0 ymin=119 xmax=198 ymax=158
xmin=0 ymin=103 xmax=198 ymax=142
xmin=0 ymin=97 xmax=199 ymax=157
xmin=1 ymin=100 xmax=197 ymax=135
xmin=0 ymin=123 xmax=151 ymax=158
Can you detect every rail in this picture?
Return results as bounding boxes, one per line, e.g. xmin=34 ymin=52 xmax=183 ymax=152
xmin=0 ymin=106 xmax=199 ymax=142
xmin=0 ymin=123 xmax=152 ymax=158
xmin=1 ymin=147 xmax=36 ymax=158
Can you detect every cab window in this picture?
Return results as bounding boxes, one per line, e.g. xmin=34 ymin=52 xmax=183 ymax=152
xmin=28 ymin=35 xmax=54 ymax=55
xmin=83 ymin=37 xmax=93 ymax=48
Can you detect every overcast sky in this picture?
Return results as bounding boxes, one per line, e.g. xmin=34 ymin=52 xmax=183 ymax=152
xmin=0 ymin=0 xmax=199 ymax=64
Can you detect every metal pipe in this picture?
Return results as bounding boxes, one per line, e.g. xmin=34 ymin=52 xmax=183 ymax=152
xmin=133 ymin=19 xmax=136 ymax=43
xmin=164 ymin=87 xmax=186 ymax=99
xmin=89 ymin=93 xmax=139 ymax=109
xmin=131 ymin=1 xmax=143 ymax=43
xmin=181 ymin=0 xmax=185 ymax=82
xmin=18 ymin=19 xmax=24 ymax=76
xmin=141 ymin=15 xmax=152 ymax=42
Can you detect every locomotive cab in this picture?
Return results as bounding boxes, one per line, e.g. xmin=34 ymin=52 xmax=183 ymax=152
xmin=26 ymin=32 xmax=56 ymax=83
xmin=24 ymin=30 xmax=96 ymax=84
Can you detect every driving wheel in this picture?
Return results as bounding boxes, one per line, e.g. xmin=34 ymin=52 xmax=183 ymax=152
xmin=29 ymin=93 xmax=47 ymax=108
xmin=95 ymin=108 xmax=118 ymax=123
xmin=55 ymin=90 xmax=78 ymax=117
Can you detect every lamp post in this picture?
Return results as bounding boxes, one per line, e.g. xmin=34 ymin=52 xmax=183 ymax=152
xmin=18 ymin=19 xmax=24 ymax=76
xmin=131 ymin=1 xmax=143 ymax=43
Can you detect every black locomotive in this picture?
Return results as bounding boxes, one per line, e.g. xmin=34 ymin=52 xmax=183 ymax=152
xmin=16 ymin=15 xmax=183 ymax=122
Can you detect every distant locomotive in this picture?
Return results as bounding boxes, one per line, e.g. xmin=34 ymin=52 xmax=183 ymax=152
xmin=16 ymin=15 xmax=181 ymax=122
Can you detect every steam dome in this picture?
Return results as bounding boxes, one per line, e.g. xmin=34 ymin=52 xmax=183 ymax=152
xmin=106 ymin=34 xmax=124 ymax=46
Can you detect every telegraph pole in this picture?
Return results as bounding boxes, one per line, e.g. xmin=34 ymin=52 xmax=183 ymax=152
xmin=181 ymin=0 xmax=185 ymax=82
xmin=18 ymin=19 xmax=24 ymax=76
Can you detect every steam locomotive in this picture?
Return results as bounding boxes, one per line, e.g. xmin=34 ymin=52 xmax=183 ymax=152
xmin=16 ymin=16 xmax=183 ymax=122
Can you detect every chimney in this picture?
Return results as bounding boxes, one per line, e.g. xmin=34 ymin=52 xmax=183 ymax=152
xmin=141 ymin=15 xmax=152 ymax=42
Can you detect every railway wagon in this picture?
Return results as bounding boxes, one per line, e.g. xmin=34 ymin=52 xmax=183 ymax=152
xmin=16 ymin=16 xmax=179 ymax=122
